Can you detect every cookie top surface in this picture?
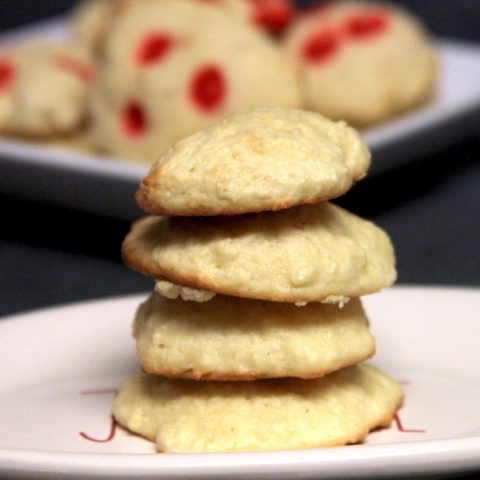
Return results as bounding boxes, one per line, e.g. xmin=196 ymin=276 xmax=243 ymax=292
xmin=136 ymin=108 xmax=370 ymax=215
xmin=134 ymin=292 xmax=374 ymax=381
xmin=0 ymin=44 xmax=93 ymax=137
xmin=90 ymin=2 xmax=300 ymax=164
xmin=284 ymin=1 xmax=437 ymax=126
xmin=113 ymin=364 xmax=403 ymax=452
xmin=122 ymin=202 xmax=396 ymax=304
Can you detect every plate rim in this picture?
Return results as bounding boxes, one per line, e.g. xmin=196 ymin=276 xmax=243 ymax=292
xmin=1 ymin=437 xmax=479 ymax=479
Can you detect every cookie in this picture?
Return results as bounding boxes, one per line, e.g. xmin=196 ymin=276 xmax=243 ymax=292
xmin=221 ymin=0 xmax=295 ymax=35
xmin=70 ymin=0 xmax=120 ymax=58
xmin=155 ymin=280 xmax=217 ymax=303
xmin=284 ymin=1 xmax=437 ymax=126
xmin=71 ymin=0 xmax=294 ymax=53
xmin=89 ymin=0 xmax=300 ymax=163
xmin=122 ymin=202 xmax=396 ymax=304
xmin=113 ymin=364 xmax=403 ymax=452
xmin=136 ymin=108 xmax=370 ymax=216
xmin=133 ymin=292 xmax=375 ymax=380
xmin=0 ymin=44 xmax=94 ymax=138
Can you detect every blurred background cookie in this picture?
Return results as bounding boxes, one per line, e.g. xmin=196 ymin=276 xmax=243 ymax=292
xmin=88 ymin=0 xmax=300 ymax=163
xmin=70 ymin=0 xmax=120 ymax=58
xmin=221 ymin=0 xmax=295 ymax=36
xmin=0 ymin=44 xmax=94 ymax=139
xmin=71 ymin=0 xmax=295 ymax=57
xmin=284 ymin=0 xmax=437 ymax=126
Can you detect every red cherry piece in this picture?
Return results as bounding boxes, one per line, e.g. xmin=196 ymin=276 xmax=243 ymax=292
xmin=301 ymin=29 xmax=339 ymax=64
xmin=54 ymin=54 xmax=95 ymax=83
xmin=345 ymin=11 xmax=389 ymax=39
xmin=298 ymin=1 xmax=332 ymax=18
xmin=0 ymin=59 xmax=15 ymax=92
xmin=250 ymin=0 xmax=294 ymax=35
xmin=190 ymin=65 xmax=226 ymax=113
xmin=121 ymin=101 xmax=147 ymax=138
xmin=135 ymin=32 xmax=174 ymax=66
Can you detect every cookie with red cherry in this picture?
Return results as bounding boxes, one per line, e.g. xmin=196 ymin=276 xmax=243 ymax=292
xmin=70 ymin=0 xmax=294 ymax=62
xmin=284 ymin=0 xmax=437 ymax=126
xmin=90 ymin=0 xmax=300 ymax=163
xmin=0 ymin=44 xmax=94 ymax=138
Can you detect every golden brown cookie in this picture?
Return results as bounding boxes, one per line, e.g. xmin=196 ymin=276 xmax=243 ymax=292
xmin=122 ymin=202 xmax=396 ymax=304
xmin=136 ymin=108 xmax=370 ymax=216
xmin=133 ymin=292 xmax=375 ymax=380
xmin=113 ymin=364 xmax=404 ymax=452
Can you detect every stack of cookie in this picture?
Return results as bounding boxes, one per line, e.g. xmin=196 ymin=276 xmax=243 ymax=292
xmin=113 ymin=108 xmax=403 ymax=453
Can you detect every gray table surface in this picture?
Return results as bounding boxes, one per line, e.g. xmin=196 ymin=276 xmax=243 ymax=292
xmin=0 ymin=1 xmax=479 ymax=479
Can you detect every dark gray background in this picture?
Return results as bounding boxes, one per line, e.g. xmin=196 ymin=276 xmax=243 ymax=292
xmin=2 ymin=0 xmax=480 ymax=42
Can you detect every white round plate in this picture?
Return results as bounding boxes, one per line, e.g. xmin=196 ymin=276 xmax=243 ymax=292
xmin=0 ymin=286 xmax=479 ymax=479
